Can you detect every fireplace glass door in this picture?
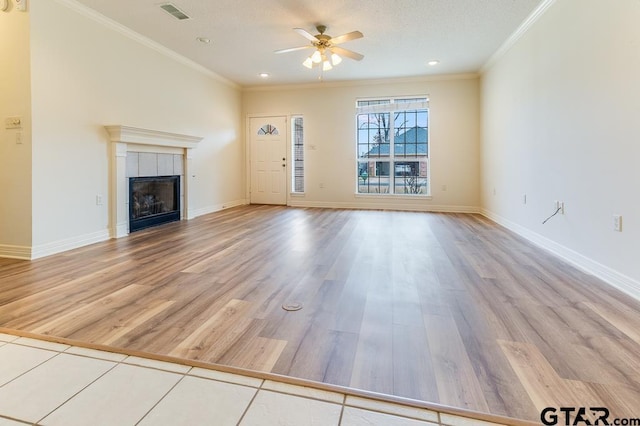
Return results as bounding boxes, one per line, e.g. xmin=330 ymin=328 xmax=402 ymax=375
xmin=129 ymin=176 xmax=180 ymax=232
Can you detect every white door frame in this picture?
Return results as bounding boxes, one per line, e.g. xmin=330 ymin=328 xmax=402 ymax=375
xmin=246 ymin=114 xmax=289 ymax=205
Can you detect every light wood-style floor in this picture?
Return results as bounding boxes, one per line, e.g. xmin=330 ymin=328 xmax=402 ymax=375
xmin=0 ymin=206 xmax=639 ymax=422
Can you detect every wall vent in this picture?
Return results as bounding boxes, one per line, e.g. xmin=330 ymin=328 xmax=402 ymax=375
xmin=160 ymin=3 xmax=190 ymax=20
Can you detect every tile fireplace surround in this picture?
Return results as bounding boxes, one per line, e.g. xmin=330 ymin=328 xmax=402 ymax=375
xmin=105 ymin=126 xmax=203 ymax=238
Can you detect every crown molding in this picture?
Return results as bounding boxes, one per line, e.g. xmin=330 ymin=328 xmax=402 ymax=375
xmin=480 ymin=0 xmax=557 ymax=74
xmin=53 ymin=0 xmax=239 ymax=89
xmin=242 ymin=72 xmax=479 ymax=92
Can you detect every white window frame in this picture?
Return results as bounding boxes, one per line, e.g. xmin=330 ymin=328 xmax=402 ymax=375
xmin=355 ymin=96 xmax=430 ymax=196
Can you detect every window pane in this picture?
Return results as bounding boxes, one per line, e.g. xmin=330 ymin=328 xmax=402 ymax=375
xmin=357 ymin=99 xmax=391 ymax=107
xmin=376 ymin=161 xmax=390 ymax=176
xmin=394 ymin=110 xmax=428 ymax=158
xmin=394 ymin=160 xmax=428 ymax=194
xmin=394 ymin=97 xmax=428 ymax=104
xmin=258 ymin=124 xmax=279 ymax=135
xmin=292 ymin=116 xmax=304 ymax=193
xmin=417 ymin=110 xmax=428 ymax=127
xmin=358 ymin=113 xmax=390 ymax=159
xmin=358 ymin=161 xmax=390 ymax=194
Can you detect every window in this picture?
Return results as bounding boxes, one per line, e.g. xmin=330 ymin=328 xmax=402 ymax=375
xmin=356 ymin=97 xmax=429 ymax=195
xmin=291 ymin=116 xmax=304 ymax=193
xmin=258 ymin=124 xmax=279 ymax=135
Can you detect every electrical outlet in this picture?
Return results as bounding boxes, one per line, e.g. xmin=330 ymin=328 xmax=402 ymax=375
xmin=555 ymin=200 xmax=565 ymax=215
xmin=523 ymin=194 xmax=527 ymax=204
xmin=96 ymin=195 xmax=103 ymax=206
xmin=613 ymin=214 xmax=622 ymax=232
xmin=319 ymin=182 xmax=324 ymax=189
xmin=5 ymin=116 xmax=22 ymax=129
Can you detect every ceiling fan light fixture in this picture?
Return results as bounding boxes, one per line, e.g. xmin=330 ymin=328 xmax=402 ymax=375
xmin=311 ymin=50 xmax=322 ymax=64
xmin=303 ymin=57 xmax=314 ymax=69
xmin=278 ymin=25 xmax=364 ymax=77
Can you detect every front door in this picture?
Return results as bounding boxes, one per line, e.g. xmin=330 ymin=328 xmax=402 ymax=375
xmin=250 ymin=116 xmax=287 ymax=205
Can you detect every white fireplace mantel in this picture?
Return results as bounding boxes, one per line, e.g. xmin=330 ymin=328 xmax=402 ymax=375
xmin=105 ymin=125 xmax=203 ymax=238
xmin=105 ymin=125 xmax=202 ymax=149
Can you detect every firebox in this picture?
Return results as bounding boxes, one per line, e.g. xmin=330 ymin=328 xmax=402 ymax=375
xmin=129 ymin=176 xmax=180 ymax=232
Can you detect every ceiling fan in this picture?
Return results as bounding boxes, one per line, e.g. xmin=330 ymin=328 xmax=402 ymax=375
xmin=275 ymin=25 xmax=364 ymax=71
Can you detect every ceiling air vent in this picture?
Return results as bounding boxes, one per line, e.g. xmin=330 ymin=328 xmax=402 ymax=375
xmin=160 ymin=3 xmax=190 ymax=20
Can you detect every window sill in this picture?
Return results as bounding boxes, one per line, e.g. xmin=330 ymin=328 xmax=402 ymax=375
xmin=354 ymin=193 xmax=432 ymax=201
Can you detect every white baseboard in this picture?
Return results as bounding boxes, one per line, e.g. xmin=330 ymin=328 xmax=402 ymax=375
xmin=191 ymin=199 xmax=249 ymax=218
xmin=31 ymin=229 xmax=111 ymax=260
xmin=288 ymin=199 xmax=480 ymax=213
xmin=0 ymin=244 xmax=32 ymax=260
xmin=481 ymin=208 xmax=640 ymax=301
xmin=3 ymin=200 xmax=249 ymax=260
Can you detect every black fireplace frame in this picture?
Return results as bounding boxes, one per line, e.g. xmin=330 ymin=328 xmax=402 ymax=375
xmin=129 ymin=175 xmax=180 ymax=232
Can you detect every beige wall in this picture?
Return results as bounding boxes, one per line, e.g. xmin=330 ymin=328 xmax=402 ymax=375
xmin=26 ymin=0 xmax=244 ymax=254
xmin=0 ymin=6 xmax=32 ymax=255
xmin=481 ymin=0 xmax=640 ymax=296
xmin=243 ymin=76 xmax=480 ymax=211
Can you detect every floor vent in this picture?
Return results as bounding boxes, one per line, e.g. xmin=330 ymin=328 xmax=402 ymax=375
xmin=160 ymin=3 xmax=190 ymax=20
xmin=282 ymin=302 xmax=302 ymax=312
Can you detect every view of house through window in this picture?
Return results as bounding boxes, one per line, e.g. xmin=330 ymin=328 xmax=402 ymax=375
xmin=292 ymin=116 xmax=304 ymax=193
xmin=356 ymin=97 xmax=429 ymax=195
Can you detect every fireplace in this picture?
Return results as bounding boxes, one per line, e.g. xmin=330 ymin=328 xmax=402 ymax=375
xmin=106 ymin=125 xmax=202 ymax=238
xmin=129 ymin=176 xmax=180 ymax=232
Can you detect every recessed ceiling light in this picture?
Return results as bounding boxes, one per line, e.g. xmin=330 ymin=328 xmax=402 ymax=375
xmin=259 ymin=73 xmax=270 ymax=78
xmin=428 ymin=60 xmax=440 ymax=66
xmin=196 ymin=37 xmax=211 ymax=44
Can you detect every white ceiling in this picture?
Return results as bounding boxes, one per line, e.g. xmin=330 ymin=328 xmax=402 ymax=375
xmin=71 ymin=0 xmax=543 ymax=87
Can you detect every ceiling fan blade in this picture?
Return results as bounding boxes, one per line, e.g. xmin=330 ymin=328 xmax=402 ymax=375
xmin=331 ymin=46 xmax=364 ymax=61
xmin=293 ymin=27 xmax=319 ymax=42
xmin=274 ymin=45 xmax=313 ymax=54
xmin=329 ymin=31 xmax=363 ymax=45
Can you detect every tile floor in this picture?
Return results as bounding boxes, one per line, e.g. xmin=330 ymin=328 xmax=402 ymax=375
xmin=0 ymin=332 xmax=509 ymax=426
